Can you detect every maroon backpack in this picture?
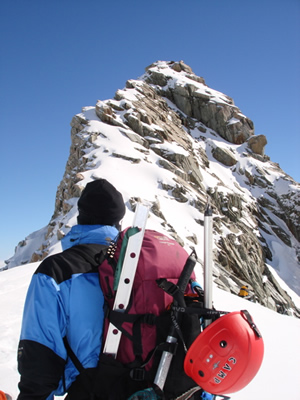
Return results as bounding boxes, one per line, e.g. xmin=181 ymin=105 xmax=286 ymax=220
xmin=99 ymin=229 xmax=195 ymax=369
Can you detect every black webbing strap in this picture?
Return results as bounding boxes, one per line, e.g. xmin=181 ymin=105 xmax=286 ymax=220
xmin=108 ymin=309 xmax=157 ymax=365
xmin=156 ymin=278 xmax=228 ymax=320
xmin=156 ymin=278 xmax=191 ymax=352
xmin=63 ymin=336 xmax=84 ymax=373
xmin=171 ymin=304 xmax=227 ymax=319
xmin=129 ymin=341 xmax=179 ymax=381
xmin=242 ymin=310 xmax=262 ymax=338
xmin=109 ymin=310 xmax=156 ymax=340
xmin=156 ymin=278 xmax=185 ymax=305
xmin=170 ymin=308 xmax=188 ymax=353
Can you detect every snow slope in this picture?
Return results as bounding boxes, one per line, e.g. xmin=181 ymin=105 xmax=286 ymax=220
xmin=1 ymin=260 xmax=300 ymax=400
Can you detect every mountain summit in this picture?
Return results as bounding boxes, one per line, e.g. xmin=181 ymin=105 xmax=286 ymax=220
xmin=5 ymin=61 xmax=300 ymax=315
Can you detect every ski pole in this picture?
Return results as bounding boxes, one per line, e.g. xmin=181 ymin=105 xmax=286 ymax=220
xmin=204 ymin=201 xmax=213 ymax=327
xmin=154 ymin=252 xmax=197 ymax=392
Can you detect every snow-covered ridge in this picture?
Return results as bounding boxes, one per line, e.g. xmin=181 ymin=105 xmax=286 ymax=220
xmin=4 ymin=61 xmax=300 ymax=315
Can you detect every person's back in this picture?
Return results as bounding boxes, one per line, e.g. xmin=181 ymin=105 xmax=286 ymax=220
xmin=17 ymin=179 xmax=125 ymax=400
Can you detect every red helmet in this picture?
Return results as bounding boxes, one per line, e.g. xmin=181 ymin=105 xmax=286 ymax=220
xmin=184 ymin=310 xmax=264 ymax=395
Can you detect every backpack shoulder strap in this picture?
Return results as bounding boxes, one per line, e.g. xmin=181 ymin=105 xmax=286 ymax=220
xmin=63 ymin=336 xmax=84 ymax=373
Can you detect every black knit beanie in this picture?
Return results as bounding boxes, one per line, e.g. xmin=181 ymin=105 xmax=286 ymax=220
xmin=77 ymin=179 xmax=125 ymax=226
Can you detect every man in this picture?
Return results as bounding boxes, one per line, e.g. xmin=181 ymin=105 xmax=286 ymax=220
xmin=17 ymin=179 xmax=126 ymax=400
xmin=238 ymin=285 xmax=249 ymax=298
xmin=238 ymin=285 xmax=256 ymax=302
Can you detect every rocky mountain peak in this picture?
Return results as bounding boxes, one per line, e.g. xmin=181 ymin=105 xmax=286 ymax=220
xmin=143 ymin=60 xmax=255 ymax=144
xmin=5 ymin=61 xmax=300 ymax=317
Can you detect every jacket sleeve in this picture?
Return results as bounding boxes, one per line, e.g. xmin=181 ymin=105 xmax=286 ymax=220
xmin=17 ymin=339 xmax=65 ymax=400
xmin=17 ymin=272 xmax=68 ymax=400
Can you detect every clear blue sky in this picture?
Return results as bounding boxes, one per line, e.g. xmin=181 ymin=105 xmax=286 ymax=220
xmin=1 ymin=0 xmax=299 ymax=262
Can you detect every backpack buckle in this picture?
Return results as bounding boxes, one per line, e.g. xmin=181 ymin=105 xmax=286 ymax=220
xmin=130 ymin=367 xmax=145 ymax=381
xmin=143 ymin=313 xmax=156 ymax=325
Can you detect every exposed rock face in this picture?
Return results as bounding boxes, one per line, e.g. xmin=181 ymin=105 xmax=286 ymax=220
xmin=5 ymin=61 xmax=300 ymax=317
xmin=212 ymin=146 xmax=237 ymax=166
xmin=144 ymin=61 xmax=254 ymax=144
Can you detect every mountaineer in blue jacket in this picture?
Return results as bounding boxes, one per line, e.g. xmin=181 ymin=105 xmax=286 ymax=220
xmin=17 ymin=179 xmax=126 ymax=400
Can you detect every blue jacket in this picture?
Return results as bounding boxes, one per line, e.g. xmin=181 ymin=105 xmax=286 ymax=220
xmin=17 ymin=224 xmax=119 ymax=400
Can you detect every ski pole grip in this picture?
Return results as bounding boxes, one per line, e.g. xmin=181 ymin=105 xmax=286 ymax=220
xmin=177 ymin=252 xmax=197 ymax=295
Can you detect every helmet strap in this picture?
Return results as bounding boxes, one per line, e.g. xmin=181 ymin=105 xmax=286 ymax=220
xmin=241 ymin=310 xmax=262 ymax=338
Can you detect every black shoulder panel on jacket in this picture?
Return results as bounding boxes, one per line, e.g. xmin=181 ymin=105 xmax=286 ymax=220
xmin=35 ymin=244 xmax=107 ymax=284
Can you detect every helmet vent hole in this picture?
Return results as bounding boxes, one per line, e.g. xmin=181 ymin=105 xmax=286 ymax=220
xmin=198 ymin=370 xmax=205 ymax=377
xmin=220 ymin=340 xmax=227 ymax=348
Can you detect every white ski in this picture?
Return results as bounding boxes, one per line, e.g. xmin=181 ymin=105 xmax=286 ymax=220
xmin=103 ymin=202 xmax=150 ymax=357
